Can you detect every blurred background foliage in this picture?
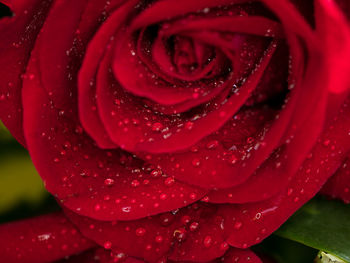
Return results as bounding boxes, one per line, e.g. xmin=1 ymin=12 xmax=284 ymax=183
xmin=0 ymin=120 xmax=59 ymax=224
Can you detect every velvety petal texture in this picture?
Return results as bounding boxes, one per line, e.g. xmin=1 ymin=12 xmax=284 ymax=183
xmin=0 ymin=0 xmax=52 ymax=144
xmin=0 ymin=212 xmax=95 ymax=263
xmin=1 ymin=0 xmax=350 ymax=262
xmin=321 ymin=157 xmax=350 ymax=204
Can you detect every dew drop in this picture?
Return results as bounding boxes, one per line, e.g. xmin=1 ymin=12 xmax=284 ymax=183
xmin=181 ymin=215 xmax=191 ymax=225
xmin=104 ymin=241 xmax=112 ymax=249
xmin=135 ymin=227 xmax=146 ymax=237
xmin=185 ymin=121 xmax=194 ymax=130
xmin=131 ymin=179 xmax=140 ymax=187
xmin=189 ymin=222 xmax=199 ymax=231
xmin=155 ymin=235 xmax=163 ymax=243
xmin=206 ymin=140 xmax=219 ymax=149
xmin=160 ymin=193 xmax=167 ymax=200
xmin=220 ymin=242 xmax=229 ymax=250
xmin=122 ymin=206 xmax=131 ymax=213
xmin=234 ymin=221 xmax=243 ymax=230
xmin=164 ymin=177 xmax=175 ymax=187
xmin=192 ymin=158 xmax=201 ymax=167
xmin=174 ymin=228 xmax=187 ymax=242
xmin=152 ymin=122 xmax=163 ymax=132
xmin=323 ymin=139 xmax=331 ymax=146
xmin=203 ymin=236 xmax=213 ymax=248
xmin=189 ymin=193 xmax=197 ymax=200
xmin=104 ymin=178 xmax=115 ymax=186
xmin=94 ymin=204 xmax=101 ymax=211
xmin=227 ymin=154 xmax=238 ymax=165
xmin=151 ymin=169 xmax=162 ymax=177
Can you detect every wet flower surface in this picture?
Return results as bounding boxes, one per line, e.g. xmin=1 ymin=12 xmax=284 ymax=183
xmin=0 ymin=0 xmax=350 ymax=262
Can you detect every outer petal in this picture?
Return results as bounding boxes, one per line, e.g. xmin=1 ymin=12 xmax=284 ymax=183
xmin=66 ymin=203 xmax=264 ymax=263
xmin=36 ymin=0 xmax=127 ymax=149
xmin=56 ymin=248 xmax=145 ymax=263
xmin=64 ymin=208 xmax=182 ymax=262
xmin=321 ymin=158 xmax=350 ymax=203
xmin=220 ymin=99 xmax=350 ymax=248
xmin=0 ymin=212 xmax=95 ymax=263
xmin=335 ymin=0 xmax=350 ymax=20
xmin=315 ymin=0 xmax=350 ymax=94
xmin=22 ymin=46 xmax=206 ymax=221
xmin=0 ymin=0 xmax=52 ymax=144
xmin=219 ymin=248 xmax=262 ymax=263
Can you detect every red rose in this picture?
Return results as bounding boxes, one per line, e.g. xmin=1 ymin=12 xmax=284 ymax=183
xmin=1 ymin=0 xmax=350 ymax=262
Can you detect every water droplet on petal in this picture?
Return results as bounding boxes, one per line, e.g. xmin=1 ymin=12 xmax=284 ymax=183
xmin=122 ymin=206 xmax=131 ymax=213
xmin=104 ymin=178 xmax=115 ymax=186
xmin=174 ymin=228 xmax=187 ymax=242
xmin=181 ymin=215 xmax=191 ymax=225
xmin=152 ymin=122 xmax=163 ymax=132
xmin=185 ymin=121 xmax=194 ymax=130
xmin=164 ymin=177 xmax=175 ymax=186
xmin=160 ymin=193 xmax=167 ymax=200
xmin=131 ymin=179 xmax=140 ymax=187
xmin=189 ymin=222 xmax=199 ymax=231
xmin=220 ymin=242 xmax=229 ymax=250
xmin=203 ymin=236 xmax=213 ymax=248
xmin=192 ymin=158 xmax=201 ymax=167
xmin=135 ymin=227 xmax=146 ymax=237
xmin=234 ymin=222 xmax=243 ymax=230
xmin=155 ymin=235 xmax=163 ymax=243
xmin=206 ymin=140 xmax=219 ymax=149
xmin=104 ymin=241 xmax=112 ymax=249
xmin=323 ymin=139 xmax=331 ymax=146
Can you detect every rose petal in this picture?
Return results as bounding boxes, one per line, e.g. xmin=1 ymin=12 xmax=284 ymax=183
xmin=321 ymin=157 xmax=350 ymax=204
xmin=0 ymin=0 xmax=52 ymax=145
xmin=168 ymin=206 xmax=229 ymax=262
xmin=112 ymin=29 xmax=228 ymax=106
xmin=99 ymin=41 xmax=277 ymax=154
xmin=0 ymin=212 xmax=95 ymax=263
xmin=335 ymin=0 xmax=350 ymax=20
xmin=220 ymin=98 xmax=350 ymax=248
xmin=261 ymin=0 xmax=317 ymax=48
xmin=22 ymin=47 xmax=207 ymax=221
xmin=160 ymin=16 xmax=284 ymax=39
xmin=130 ymin=0 xmax=255 ymax=30
xmin=314 ymin=0 xmax=350 ymax=94
xmin=78 ymin=0 xmax=137 ymax=149
xmin=219 ymin=248 xmax=262 ymax=263
xmin=0 ymin=0 xmax=12 ymax=8
xmin=64 ymin=208 xmax=182 ymax=262
xmin=56 ymin=248 xmax=145 ymax=263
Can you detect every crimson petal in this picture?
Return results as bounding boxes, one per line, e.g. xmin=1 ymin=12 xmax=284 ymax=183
xmin=219 ymin=248 xmax=262 ymax=263
xmin=321 ymin=157 xmax=350 ymax=204
xmin=56 ymin=248 xmax=145 ymax=263
xmin=64 ymin=208 xmax=182 ymax=262
xmin=0 ymin=212 xmax=95 ymax=263
xmin=99 ymin=41 xmax=276 ymax=154
xmin=219 ymin=99 xmax=350 ymax=248
xmin=314 ymin=0 xmax=350 ymax=94
xmin=78 ymin=0 xmax=137 ymax=149
xmin=0 ymin=0 xmax=52 ymax=145
xmin=22 ymin=46 xmax=207 ymax=221
xmin=168 ymin=211 xmax=229 ymax=262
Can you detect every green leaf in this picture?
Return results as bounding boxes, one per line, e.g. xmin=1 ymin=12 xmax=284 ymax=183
xmin=254 ymin=235 xmax=318 ymax=263
xmin=276 ymin=197 xmax=350 ymax=262
xmin=0 ymin=120 xmax=13 ymax=141
xmin=0 ymin=150 xmax=48 ymax=215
